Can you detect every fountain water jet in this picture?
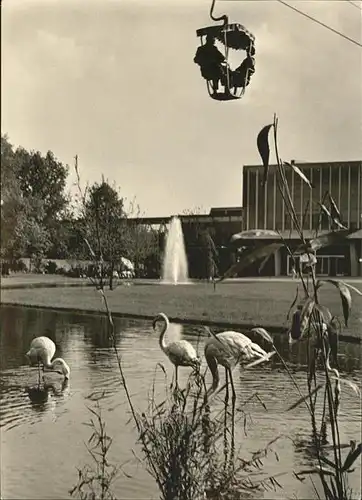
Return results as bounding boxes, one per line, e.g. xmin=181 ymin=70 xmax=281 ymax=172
xmin=161 ymin=216 xmax=189 ymax=285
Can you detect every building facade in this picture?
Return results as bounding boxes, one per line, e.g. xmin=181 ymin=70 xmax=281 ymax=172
xmin=242 ymin=160 xmax=362 ymax=277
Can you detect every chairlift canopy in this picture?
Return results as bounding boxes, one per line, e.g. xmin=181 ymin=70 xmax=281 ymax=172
xmin=196 ymin=23 xmax=255 ymax=51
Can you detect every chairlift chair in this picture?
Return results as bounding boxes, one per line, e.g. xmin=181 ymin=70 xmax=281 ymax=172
xmin=195 ymin=0 xmax=256 ymax=101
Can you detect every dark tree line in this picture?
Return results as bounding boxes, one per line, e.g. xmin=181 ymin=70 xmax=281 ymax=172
xmin=1 ymin=135 xmax=69 ymax=264
xmin=0 ymin=135 xmax=160 ymax=277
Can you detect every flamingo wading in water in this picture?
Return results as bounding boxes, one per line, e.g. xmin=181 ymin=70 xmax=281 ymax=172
xmin=204 ymin=327 xmax=275 ymax=402
xmin=153 ymin=313 xmax=201 ymax=387
xmin=26 ymin=336 xmax=70 ymax=384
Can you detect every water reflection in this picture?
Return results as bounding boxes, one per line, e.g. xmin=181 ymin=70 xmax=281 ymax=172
xmin=0 ymin=305 xmax=361 ymax=500
xmin=1 ymin=376 xmax=70 ymax=431
xmin=26 ymin=378 xmax=70 ymax=404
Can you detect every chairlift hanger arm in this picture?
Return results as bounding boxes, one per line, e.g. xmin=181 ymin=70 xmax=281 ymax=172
xmin=210 ymin=0 xmax=229 ymax=25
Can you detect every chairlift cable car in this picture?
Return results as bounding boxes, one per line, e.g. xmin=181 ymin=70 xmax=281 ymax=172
xmin=194 ymin=0 xmax=256 ymax=101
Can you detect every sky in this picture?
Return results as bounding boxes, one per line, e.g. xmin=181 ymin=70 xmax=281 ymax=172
xmin=2 ymin=0 xmax=362 ymax=216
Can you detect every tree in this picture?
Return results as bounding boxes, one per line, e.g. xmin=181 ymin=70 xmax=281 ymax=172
xmin=123 ymin=199 xmax=160 ymax=278
xmin=12 ymin=216 xmax=51 ymax=267
xmin=1 ymin=135 xmax=23 ymax=257
xmin=126 ymin=224 xmax=159 ymax=277
xmin=1 ymin=183 xmax=51 ymax=264
xmin=1 ymin=135 xmax=53 ymax=263
xmin=47 ymin=219 xmax=74 ymax=260
xmin=72 ymin=155 xmax=160 ymax=283
xmin=200 ymin=228 xmax=219 ymax=285
xmin=15 ymin=147 xmax=69 ymax=222
xmin=182 ymin=206 xmax=205 ymax=216
xmin=82 ymin=179 xmax=128 ymax=289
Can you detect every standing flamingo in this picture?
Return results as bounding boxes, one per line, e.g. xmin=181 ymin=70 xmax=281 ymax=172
xmin=204 ymin=327 xmax=275 ymax=402
xmin=26 ymin=336 xmax=70 ymax=384
xmin=152 ymin=313 xmax=201 ymax=388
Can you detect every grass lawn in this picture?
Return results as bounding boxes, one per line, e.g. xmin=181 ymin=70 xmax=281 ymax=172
xmin=1 ymin=278 xmax=361 ymax=339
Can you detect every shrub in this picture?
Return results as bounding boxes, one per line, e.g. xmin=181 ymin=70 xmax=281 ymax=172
xmin=45 ymin=260 xmax=58 ymax=274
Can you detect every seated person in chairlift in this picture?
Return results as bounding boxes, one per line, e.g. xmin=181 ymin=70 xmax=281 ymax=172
xmin=231 ymin=44 xmax=256 ymax=91
xmin=194 ymin=35 xmax=227 ymax=93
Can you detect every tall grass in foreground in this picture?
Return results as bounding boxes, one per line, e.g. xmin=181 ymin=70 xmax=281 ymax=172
xmin=70 ymin=125 xmax=361 ymax=500
xmin=69 ymin=400 xmax=120 ymax=500
xmin=137 ymin=367 xmax=285 ymax=500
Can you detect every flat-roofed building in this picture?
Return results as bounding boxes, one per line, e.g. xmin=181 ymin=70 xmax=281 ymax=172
xmin=242 ymin=160 xmax=362 ymax=277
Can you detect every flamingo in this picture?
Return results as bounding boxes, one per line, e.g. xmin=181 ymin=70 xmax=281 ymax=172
xmin=152 ymin=313 xmax=201 ymax=388
xmin=26 ymin=336 xmax=70 ymax=384
xmin=204 ymin=327 xmax=275 ymax=402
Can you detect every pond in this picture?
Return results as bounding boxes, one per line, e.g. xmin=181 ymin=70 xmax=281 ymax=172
xmin=0 ymin=305 xmax=361 ymax=499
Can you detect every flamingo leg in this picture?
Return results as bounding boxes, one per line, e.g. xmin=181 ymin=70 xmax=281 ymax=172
xmin=228 ymin=368 xmax=236 ymax=405
xmin=227 ymin=367 xmax=236 ymax=460
xmin=37 ymin=362 xmax=41 ymax=386
xmin=175 ymin=366 xmax=179 ymax=389
xmin=223 ymin=368 xmax=229 ymax=472
xmin=230 ymin=392 xmax=236 ymax=463
xmin=224 ymin=368 xmax=229 ymax=403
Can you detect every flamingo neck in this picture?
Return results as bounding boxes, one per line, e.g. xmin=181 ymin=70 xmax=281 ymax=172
xmin=326 ymin=349 xmax=340 ymax=378
xmin=47 ymin=358 xmax=70 ymax=378
xmin=206 ymin=354 xmax=220 ymax=395
xmin=48 ymin=357 xmax=63 ymax=367
xmin=43 ymin=356 xmax=54 ymax=369
xmin=158 ymin=315 xmax=169 ymax=354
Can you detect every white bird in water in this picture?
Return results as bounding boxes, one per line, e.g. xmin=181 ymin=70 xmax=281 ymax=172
xmin=26 ymin=336 xmax=70 ymax=384
xmin=204 ymin=327 xmax=275 ymax=402
xmin=153 ymin=313 xmax=201 ymax=387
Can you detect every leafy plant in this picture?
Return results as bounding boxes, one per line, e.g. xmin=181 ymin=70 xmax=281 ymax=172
xmin=69 ymin=401 xmax=120 ymax=500
xmin=218 ymin=242 xmax=283 ymax=282
xmin=138 ymin=367 xmax=283 ymax=500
